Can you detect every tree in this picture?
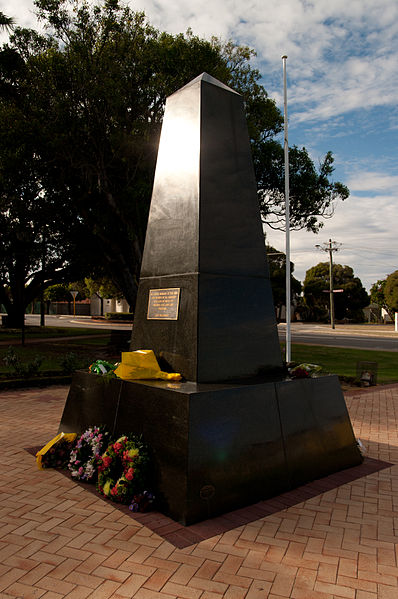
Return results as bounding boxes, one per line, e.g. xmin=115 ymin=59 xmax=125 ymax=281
xmin=0 ymin=86 xmax=91 ymax=326
xmin=44 ymin=284 xmax=71 ymax=302
xmin=212 ymin=40 xmax=348 ymax=234
xmin=84 ymin=277 xmax=122 ymax=300
xmin=266 ymin=246 xmax=301 ymax=321
xmin=6 ymin=0 xmax=241 ymax=313
xmin=302 ymin=262 xmax=369 ymax=322
xmin=256 ymin=145 xmax=349 ymax=233
xmin=0 ymin=12 xmax=14 ymax=31
xmin=369 ymin=278 xmax=394 ymax=320
xmin=0 ymin=29 xmax=98 ymax=327
xmin=43 ymin=281 xmax=91 ymax=314
xmin=1 ymin=0 xmax=350 ymax=320
xmin=384 ymin=271 xmax=398 ymax=313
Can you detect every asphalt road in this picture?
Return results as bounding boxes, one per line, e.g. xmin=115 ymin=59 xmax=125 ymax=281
xmin=278 ymin=323 xmax=398 ymax=352
xmin=24 ymin=314 xmax=132 ymax=331
xmin=20 ymin=314 xmax=398 ymax=352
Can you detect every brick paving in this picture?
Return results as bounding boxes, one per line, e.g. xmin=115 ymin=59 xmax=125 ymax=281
xmin=1 ymin=384 xmax=398 ymax=598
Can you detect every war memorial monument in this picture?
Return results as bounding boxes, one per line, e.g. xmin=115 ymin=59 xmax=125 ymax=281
xmin=59 ymin=73 xmax=362 ymax=525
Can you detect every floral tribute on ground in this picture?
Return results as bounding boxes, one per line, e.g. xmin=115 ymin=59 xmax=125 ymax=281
xmin=289 ymin=363 xmax=322 ymax=379
xmin=68 ymin=426 xmax=110 ymax=482
xmin=97 ymin=435 xmax=149 ymax=504
xmin=36 ymin=429 xmax=154 ymax=512
xmin=36 ymin=432 xmax=77 ymax=470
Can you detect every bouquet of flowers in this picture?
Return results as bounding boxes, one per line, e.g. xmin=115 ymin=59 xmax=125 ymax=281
xmin=289 ymin=363 xmax=322 ymax=379
xmin=36 ymin=432 xmax=77 ymax=470
xmin=129 ymin=490 xmax=155 ymax=513
xmin=69 ymin=426 xmax=110 ymax=482
xmin=89 ymin=360 xmax=117 ymax=376
xmin=97 ymin=435 xmax=149 ymax=504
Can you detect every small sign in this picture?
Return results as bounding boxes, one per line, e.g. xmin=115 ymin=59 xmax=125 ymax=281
xmin=147 ymin=288 xmax=180 ymax=320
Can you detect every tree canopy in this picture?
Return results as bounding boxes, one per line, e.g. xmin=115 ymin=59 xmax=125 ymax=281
xmin=0 ymin=0 xmax=350 ymax=323
xmin=257 ymin=145 xmax=349 ymax=233
xmin=0 ymin=66 xmax=88 ymax=325
xmin=302 ymin=262 xmax=369 ymax=322
xmin=369 ymin=279 xmax=392 ymax=319
xmin=0 ymin=12 xmax=14 ymax=31
xmin=384 ymin=271 xmax=398 ymax=312
xmin=370 ymin=273 xmax=398 ymax=318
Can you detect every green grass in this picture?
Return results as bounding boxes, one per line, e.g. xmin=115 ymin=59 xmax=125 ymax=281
xmin=0 ymin=335 xmax=116 ymax=378
xmin=285 ymin=344 xmax=398 ymax=385
xmin=0 ymin=336 xmax=397 ymax=386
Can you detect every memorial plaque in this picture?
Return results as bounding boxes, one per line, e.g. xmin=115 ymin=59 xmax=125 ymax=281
xmin=147 ymin=288 xmax=180 ymax=320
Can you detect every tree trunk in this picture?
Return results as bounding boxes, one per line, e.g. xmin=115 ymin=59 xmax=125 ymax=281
xmin=3 ymin=305 xmax=25 ymax=328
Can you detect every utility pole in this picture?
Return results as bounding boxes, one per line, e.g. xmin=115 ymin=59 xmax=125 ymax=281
xmin=315 ymin=239 xmax=341 ymax=329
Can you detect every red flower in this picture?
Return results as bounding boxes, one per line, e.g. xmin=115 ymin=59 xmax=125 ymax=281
xmin=125 ymin=467 xmax=134 ymax=481
xmin=102 ymin=456 xmax=112 ymax=467
xmin=110 ymin=485 xmax=118 ymax=496
xmin=113 ymin=442 xmax=122 ymax=453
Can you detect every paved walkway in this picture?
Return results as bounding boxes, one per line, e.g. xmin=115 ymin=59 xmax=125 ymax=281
xmin=1 ymin=384 xmax=398 ymax=599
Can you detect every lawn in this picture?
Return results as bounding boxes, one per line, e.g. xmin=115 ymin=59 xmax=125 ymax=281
xmin=0 ymin=331 xmax=396 ymax=386
xmin=287 ymin=343 xmax=398 ymax=385
xmin=0 ymin=333 xmax=115 ymax=380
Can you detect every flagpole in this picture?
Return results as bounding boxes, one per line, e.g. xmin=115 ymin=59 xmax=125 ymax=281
xmin=282 ymin=55 xmax=291 ymax=363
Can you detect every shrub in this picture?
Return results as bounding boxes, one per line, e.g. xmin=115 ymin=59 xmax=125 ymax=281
xmin=104 ymin=312 xmax=134 ymax=321
xmin=60 ymin=352 xmax=86 ymax=374
xmin=3 ymin=346 xmax=43 ymax=378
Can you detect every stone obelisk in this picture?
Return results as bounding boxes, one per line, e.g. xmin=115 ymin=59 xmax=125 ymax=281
xmin=130 ymin=73 xmax=283 ymax=382
xmin=59 ymin=74 xmax=362 ymax=526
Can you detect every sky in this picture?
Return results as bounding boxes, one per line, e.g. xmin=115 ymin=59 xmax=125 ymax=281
xmin=1 ymin=0 xmax=398 ymax=291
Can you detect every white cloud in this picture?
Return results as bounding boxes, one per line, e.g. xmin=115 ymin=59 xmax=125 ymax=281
xmin=265 ymin=190 xmax=398 ymax=291
xmin=0 ymin=0 xmax=39 ymax=31
xmin=3 ymin=0 xmax=398 ymax=125
xmin=346 ymin=172 xmax=398 ymax=192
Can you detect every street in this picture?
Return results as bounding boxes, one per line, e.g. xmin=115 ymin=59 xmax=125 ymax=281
xmin=24 ymin=313 xmax=132 ymax=331
xmin=278 ymin=322 xmax=398 ymax=352
xmin=20 ymin=314 xmax=398 ymax=352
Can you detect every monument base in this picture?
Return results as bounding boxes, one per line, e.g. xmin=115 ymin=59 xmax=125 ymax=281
xmin=59 ymin=372 xmax=362 ymax=525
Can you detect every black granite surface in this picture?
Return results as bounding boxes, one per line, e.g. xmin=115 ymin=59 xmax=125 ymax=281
xmin=59 ymin=74 xmax=362 ymax=525
xmin=130 ymin=73 xmax=282 ymax=382
xmin=59 ymin=371 xmax=362 ymax=525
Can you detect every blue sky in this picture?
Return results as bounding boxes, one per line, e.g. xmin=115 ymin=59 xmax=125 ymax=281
xmin=2 ymin=0 xmax=398 ymax=291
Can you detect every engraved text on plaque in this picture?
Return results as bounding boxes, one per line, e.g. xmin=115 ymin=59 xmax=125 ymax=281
xmin=147 ymin=288 xmax=180 ymax=320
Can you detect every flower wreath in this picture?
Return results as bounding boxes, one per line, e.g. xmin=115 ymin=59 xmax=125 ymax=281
xmin=69 ymin=426 xmax=110 ymax=482
xmin=97 ymin=435 xmax=149 ymax=503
